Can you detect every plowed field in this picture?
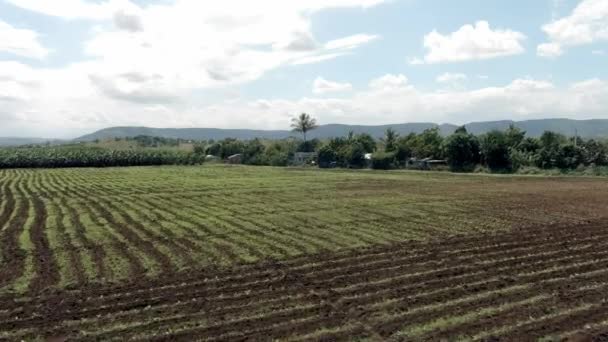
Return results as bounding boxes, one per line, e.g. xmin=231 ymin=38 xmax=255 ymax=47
xmin=1 ymin=165 xmax=608 ymax=340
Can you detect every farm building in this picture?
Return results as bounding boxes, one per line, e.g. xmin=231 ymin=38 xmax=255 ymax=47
xmin=293 ymin=152 xmax=317 ymax=165
xmin=227 ymin=154 xmax=243 ymax=164
xmin=406 ymin=158 xmax=448 ymax=170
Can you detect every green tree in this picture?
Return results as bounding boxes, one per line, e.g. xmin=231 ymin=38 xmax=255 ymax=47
xmin=263 ymin=139 xmax=298 ymax=166
xmin=443 ymin=128 xmax=480 ymax=172
xmin=505 ymin=124 xmax=525 ymax=149
xmin=353 ymin=133 xmax=377 ymax=153
xmin=519 ymin=137 xmax=541 ymax=153
xmin=205 ymin=143 xmax=222 ymax=156
xmin=556 ymin=144 xmax=583 ymax=169
xmin=371 ymin=152 xmax=396 ymax=170
xmin=454 ymin=126 xmax=468 ymax=134
xmin=412 ymin=127 xmax=444 ymax=159
xmin=344 ymin=142 xmax=367 ymax=168
xmin=537 ymin=131 xmax=567 ymax=169
xmin=317 ymin=145 xmax=338 ymax=168
xmin=395 ymin=133 xmax=417 ymax=165
xmin=242 ymin=139 xmax=266 ymax=165
xmin=291 ymin=113 xmax=318 ymax=142
xmin=383 ymin=128 xmax=399 ymax=152
xmin=582 ymin=139 xmax=608 ymax=166
xmin=218 ymin=138 xmax=246 ymax=159
xmin=480 ymin=130 xmax=512 ymax=171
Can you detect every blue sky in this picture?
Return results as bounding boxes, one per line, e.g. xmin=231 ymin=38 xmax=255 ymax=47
xmin=0 ymin=0 xmax=607 ymax=138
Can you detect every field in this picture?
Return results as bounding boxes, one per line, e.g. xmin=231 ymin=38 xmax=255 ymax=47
xmin=1 ymin=165 xmax=608 ymax=340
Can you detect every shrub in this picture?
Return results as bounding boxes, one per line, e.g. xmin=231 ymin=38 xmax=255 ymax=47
xmin=317 ymin=145 xmax=338 ymax=168
xmin=371 ymin=152 xmax=396 ymax=170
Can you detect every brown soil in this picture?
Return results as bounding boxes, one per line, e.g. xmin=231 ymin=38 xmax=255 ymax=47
xmin=1 ymin=219 xmax=608 ymax=341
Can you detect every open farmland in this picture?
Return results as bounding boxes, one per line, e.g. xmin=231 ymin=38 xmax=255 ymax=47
xmin=1 ymin=165 xmax=608 ymax=340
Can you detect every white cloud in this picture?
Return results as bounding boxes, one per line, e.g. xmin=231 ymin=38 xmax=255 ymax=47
xmin=3 ymin=1 xmax=607 ymax=137
xmin=181 ymin=76 xmax=608 ymax=131
xmin=0 ymin=20 xmax=49 ymax=59
xmin=2 ymin=63 xmax=608 ymax=137
xmin=418 ymin=21 xmax=526 ymax=64
xmin=538 ymin=0 xmax=608 ymax=57
xmin=4 ymin=0 xmax=142 ymax=20
xmin=537 ymin=43 xmax=563 ymax=58
xmin=369 ymin=74 xmax=409 ymax=91
xmin=407 ymin=57 xmax=424 ymax=65
xmin=6 ymin=0 xmax=385 ymax=20
xmin=313 ymin=77 xmax=353 ymax=94
xmin=16 ymin=0 xmax=380 ymax=104
xmin=292 ymin=52 xmax=349 ymax=65
xmin=113 ymin=10 xmax=144 ymax=32
xmin=0 ymin=0 xmax=387 ymax=136
xmin=436 ymin=72 xmax=468 ymax=84
xmin=324 ymin=34 xmax=379 ymax=50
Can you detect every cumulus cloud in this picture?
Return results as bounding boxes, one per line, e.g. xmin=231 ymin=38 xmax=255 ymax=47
xmin=417 ymin=21 xmax=526 ymax=64
xmin=281 ymin=31 xmax=317 ymax=51
xmin=113 ymin=10 xmax=144 ymax=32
xmin=537 ymin=43 xmax=563 ymax=58
xmin=179 ymin=76 xmax=608 ymax=130
xmin=0 ymin=1 xmax=387 ymax=136
xmin=324 ymin=34 xmax=380 ymax=50
xmin=3 ymin=0 xmax=382 ymax=105
xmin=1 ymin=62 xmax=607 ymax=137
xmin=436 ymin=72 xmax=468 ymax=84
xmin=292 ymin=52 xmax=349 ymax=65
xmin=4 ymin=0 xmax=142 ymax=20
xmin=369 ymin=74 xmax=409 ymax=91
xmin=313 ymin=77 xmax=353 ymax=94
xmin=0 ymin=20 xmax=49 ymax=59
xmin=3 ymin=1 xmax=607 ymax=137
xmin=538 ymin=0 xmax=608 ymax=57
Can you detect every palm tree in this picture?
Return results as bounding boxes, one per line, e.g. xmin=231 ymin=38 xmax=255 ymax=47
xmin=383 ymin=128 xmax=398 ymax=152
xmin=291 ymin=113 xmax=318 ymax=142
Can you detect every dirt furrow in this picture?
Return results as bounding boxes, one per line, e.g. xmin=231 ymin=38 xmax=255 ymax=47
xmin=0 ymin=175 xmax=29 ymax=288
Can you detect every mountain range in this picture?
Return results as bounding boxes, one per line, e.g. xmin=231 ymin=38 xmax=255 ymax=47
xmin=2 ymin=119 xmax=608 ymax=147
xmin=0 ymin=137 xmax=66 ymax=147
xmin=76 ymin=119 xmax=608 ymax=142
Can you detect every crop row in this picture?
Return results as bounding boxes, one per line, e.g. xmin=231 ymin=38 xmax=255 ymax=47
xmin=1 ymin=218 xmax=608 ymax=340
xmin=2 ymin=166 xmax=608 ymax=295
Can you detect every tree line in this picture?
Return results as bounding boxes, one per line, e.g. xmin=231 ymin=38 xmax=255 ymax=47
xmin=1 ymin=113 xmax=606 ymax=173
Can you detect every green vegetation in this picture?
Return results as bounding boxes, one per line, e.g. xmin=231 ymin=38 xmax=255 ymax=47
xmin=2 ymin=115 xmax=608 ymax=174
xmin=1 ymin=164 xmax=607 ymax=294
xmin=1 ymin=164 xmax=608 ymax=340
xmin=290 ymin=112 xmax=319 ymax=142
xmin=0 ymin=145 xmax=203 ymax=169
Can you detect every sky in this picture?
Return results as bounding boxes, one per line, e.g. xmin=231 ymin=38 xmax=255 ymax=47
xmin=0 ymin=0 xmax=607 ymax=138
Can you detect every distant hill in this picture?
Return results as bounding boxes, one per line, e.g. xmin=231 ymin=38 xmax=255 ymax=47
xmin=463 ymin=119 xmax=608 ymax=138
xmin=75 ymin=119 xmax=608 ymax=141
xmin=0 ymin=137 xmax=66 ymax=147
